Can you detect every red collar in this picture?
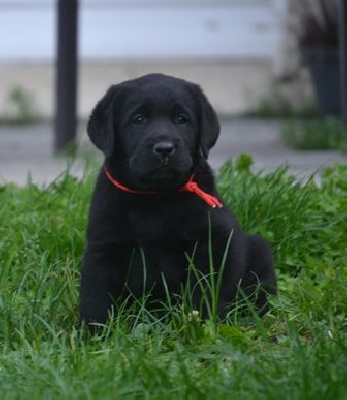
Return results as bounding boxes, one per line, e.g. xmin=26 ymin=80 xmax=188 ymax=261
xmin=104 ymin=167 xmax=223 ymax=208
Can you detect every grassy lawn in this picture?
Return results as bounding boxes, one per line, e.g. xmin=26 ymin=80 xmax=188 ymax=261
xmin=0 ymin=156 xmax=346 ymax=399
xmin=281 ymin=118 xmax=347 ymax=151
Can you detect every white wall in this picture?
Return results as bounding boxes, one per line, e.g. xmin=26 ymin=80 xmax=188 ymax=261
xmin=0 ymin=0 xmax=286 ymax=61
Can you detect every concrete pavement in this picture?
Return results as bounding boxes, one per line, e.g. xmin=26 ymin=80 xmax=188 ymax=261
xmin=0 ymin=119 xmax=345 ymax=187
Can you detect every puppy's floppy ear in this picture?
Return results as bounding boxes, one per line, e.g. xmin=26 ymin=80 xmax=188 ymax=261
xmin=192 ymin=84 xmax=220 ymax=159
xmin=87 ymin=85 xmax=119 ymax=158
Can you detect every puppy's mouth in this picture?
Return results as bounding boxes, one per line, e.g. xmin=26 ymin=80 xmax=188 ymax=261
xmin=129 ymin=156 xmax=193 ymax=191
xmin=140 ymin=164 xmax=184 ymax=185
xmin=162 ymin=157 xmax=170 ymax=166
xmin=152 ymin=157 xmax=176 ymax=172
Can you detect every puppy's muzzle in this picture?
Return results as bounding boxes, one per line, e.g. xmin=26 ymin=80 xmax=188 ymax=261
xmin=153 ymin=141 xmax=176 ymax=163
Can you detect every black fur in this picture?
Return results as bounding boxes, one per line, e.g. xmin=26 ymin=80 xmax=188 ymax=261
xmin=80 ymin=73 xmax=276 ymax=328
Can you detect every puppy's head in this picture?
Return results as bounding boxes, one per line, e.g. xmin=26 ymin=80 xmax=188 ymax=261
xmin=88 ymin=73 xmax=219 ymax=191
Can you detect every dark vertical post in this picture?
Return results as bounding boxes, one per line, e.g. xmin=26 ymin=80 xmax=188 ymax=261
xmin=54 ymin=0 xmax=78 ymax=153
xmin=339 ymin=0 xmax=347 ymax=124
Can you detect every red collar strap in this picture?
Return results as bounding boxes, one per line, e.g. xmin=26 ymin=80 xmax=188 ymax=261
xmin=104 ymin=167 xmax=223 ymax=208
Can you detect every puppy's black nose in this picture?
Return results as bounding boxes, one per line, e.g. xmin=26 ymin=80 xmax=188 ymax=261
xmin=153 ymin=141 xmax=175 ymax=159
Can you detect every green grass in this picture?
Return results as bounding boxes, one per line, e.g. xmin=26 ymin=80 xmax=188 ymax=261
xmin=0 ymin=157 xmax=346 ymax=399
xmin=282 ymin=118 xmax=347 ymax=151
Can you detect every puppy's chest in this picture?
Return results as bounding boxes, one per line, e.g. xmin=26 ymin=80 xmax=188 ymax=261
xmin=127 ymin=206 xmax=197 ymax=242
xmin=123 ymin=241 xmax=189 ymax=298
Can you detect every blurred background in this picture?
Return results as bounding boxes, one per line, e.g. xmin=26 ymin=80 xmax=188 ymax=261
xmin=0 ymin=0 xmax=291 ymax=118
xmin=0 ymin=0 xmax=345 ymax=185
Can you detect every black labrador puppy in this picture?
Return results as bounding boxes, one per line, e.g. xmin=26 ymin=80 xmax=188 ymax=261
xmin=80 ymin=73 xmax=276 ymax=327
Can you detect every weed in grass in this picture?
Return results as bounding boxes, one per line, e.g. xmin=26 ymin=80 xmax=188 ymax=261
xmin=0 ymin=156 xmax=346 ymax=399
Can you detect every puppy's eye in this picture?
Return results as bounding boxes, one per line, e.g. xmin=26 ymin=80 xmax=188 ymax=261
xmin=132 ymin=114 xmax=146 ymax=125
xmin=175 ymin=114 xmax=189 ymax=125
